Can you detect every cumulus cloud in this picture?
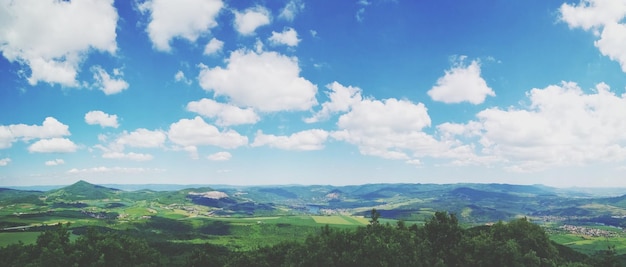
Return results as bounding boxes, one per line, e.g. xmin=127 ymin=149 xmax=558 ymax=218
xmin=91 ymin=66 xmax=129 ymax=95
xmin=85 ymin=110 xmax=119 ymax=128
xmin=174 ymin=70 xmax=192 ymax=85
xmin=446 ymin=82 xmax=626 ymax=172
xmin=560 ymin=0 xmax=626 ymax=31
xmin=330 ymin=95 xmax=479 ymax=164
xmin=595 ymin=22 xmax=626 ymax=72
xmin=560 ymin=0 xmax=626 ymax=72
xmin=187 ymin=98 xmax=260 ymax=126
xmin=252 ymin=129 xmax=329 ymax=151
xmin=116 ymin=129 xmax=166 ymax=148
xmin=102 ymin=152 xmax=154 ymax=161
xmin=0 ymin=0 xmax=118 ymax=87
xmin=198 ymin=49 xmax=317 ymax=112
xmin=138 ymin=0 xmax=224 ymax=51
xmin=233 ymin=6 xmax=271 ymax=35
xmin=269 ymin=28 xmax=300 ymax=46
xmin=68 ymin=166 xmax=164 ymax=174
xmin=0 ymin=158 xmax=10 ymax=166
xmin=28 ymin=138 xmax=78 ymax=153
xmin=427 ymin=58 xmax=495 ymax=104
xmin=207 ymin=151 xmax=232 ymax=161
xmin=45 ymin=159 xmax=65 ymax=166
xmin=93 ymin=129 xmax=164 ymax=161
xmin=279 ymin=0 xmax=304 ymax=21
xmin=332 ymin=98 xmax=433 ymax=160
xmin=168 ymin=116 xmax=248 ymax=149
xmin=305 ymin=82 xmax=363 ymax=123
xmin=181 ymin=145 xmax=199 ymax=160
xmin=204 ymin=38 xmax=224 ymax=55
xmin=0 ymin=117 xmax=70 ymax=149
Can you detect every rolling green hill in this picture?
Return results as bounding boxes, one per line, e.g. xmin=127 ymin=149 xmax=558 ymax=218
xmin=45 ymin=180 xmax=121 ymax=201
xmin=2 ymin=180 xmax=626 ymax=258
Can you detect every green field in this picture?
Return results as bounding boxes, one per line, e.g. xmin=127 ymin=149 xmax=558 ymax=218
xmin=0 ymin=232 xmax=40 ymax=246
xmin=0 ymin=214 xmax=382 ymax=251
xmin=311 ymin=215 xmax=368 ymax=225
xmin=550 ymin=234 xmax=626 ymax=255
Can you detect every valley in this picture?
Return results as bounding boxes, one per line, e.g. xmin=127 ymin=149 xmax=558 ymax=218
xmin=1 ymin=181 xmax=626 ymax=256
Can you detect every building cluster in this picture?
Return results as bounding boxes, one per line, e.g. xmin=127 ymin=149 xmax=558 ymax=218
xmin=558 ymin=224 xmax=621 ymax=238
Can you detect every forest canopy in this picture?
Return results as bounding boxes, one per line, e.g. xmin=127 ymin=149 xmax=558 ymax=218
xmin=0 ymin=210 xmax=620 ymax=267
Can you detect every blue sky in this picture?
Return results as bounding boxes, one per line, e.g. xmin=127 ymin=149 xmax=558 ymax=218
xmin=1 ymin=0 xmax=626 ymax=187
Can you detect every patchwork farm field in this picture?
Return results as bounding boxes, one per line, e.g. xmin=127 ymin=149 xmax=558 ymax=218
xmin=550 ymin=234 xmax=626 ymax=256
xmin=2 ymin=181 xmax=626 ymax=260
xmin=0 ymin=211 xmax=381 ymax=250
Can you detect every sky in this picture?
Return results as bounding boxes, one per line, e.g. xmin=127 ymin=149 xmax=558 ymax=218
xmin=1 ymin=0 xmax=626 ymax=187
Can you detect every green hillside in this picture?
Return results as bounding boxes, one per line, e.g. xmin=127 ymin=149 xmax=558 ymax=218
xmin=45 ymin=180 xmax=121 ymax=201
xmin=1 ymin=180 xmax=626 ymax=262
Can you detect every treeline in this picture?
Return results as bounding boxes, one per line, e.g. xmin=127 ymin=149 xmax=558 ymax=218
xmin=224 ymin=211 xmax=618 ymax=267
xmin=0 ymin=211 xmax=621 ymax=267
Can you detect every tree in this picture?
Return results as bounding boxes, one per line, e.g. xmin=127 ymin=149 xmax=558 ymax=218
xmin=35 ymin=224 xmax=73 ymax=267
xmin=423 ymin=211 xmax=464 ymax=266
xmin=369 ymin=208 xmax=381 ymax=226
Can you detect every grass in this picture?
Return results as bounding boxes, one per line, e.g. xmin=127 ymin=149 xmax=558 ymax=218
xmin=0 ymin=231 xmax=80 ymax=247
xmin=550 ymin=234 xmax=626 ymax=255
xmin=312 ymin=216 xmax=357 ymax=225
xmin=0 ymin=232 xmax=41 ymax=247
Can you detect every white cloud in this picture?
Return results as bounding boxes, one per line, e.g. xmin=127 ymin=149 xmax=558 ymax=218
xmin=187 ymin=98 xmax=260 ymax=126
xmin=45 ymin=159 xmax=65 ymax=166
xmin=252 ymin=129 xmax=329 ymax=151
xmin=174 ymin=70 xmax=192 ymax=85
xmin=0 ymin=117 xmax=70 ymax=149
xmin=168 ymin=116 xmax=248 ymax=149
xmin=207 ymin=151 xmax=232 ymax=161
xmin=102 ymin=152 xmax=154 ymax=161
xmin=560 ymin=0 xmax=626 ymax=31
xmin=85 ymin=110 xmax=119 ymax=128
xmin=279 ymin=0 xmax=304 ymax=21
xmin=198 ymin=49 xmax=317 ymax=112
xmin=91 ymin=66 xmax=129 ymax=95
xmin=182 ymin=145 xmax=199 ymax=160
xmin=269 ymin=28 xmax=300 ymax=46
xmin=560 ymin=0 xmax=626 ymax=72
xmin=0 ymin=158 xmax=10 ymax=166
xmin=28 ymin=138 xmax=78 ymax=153
xmin=94 ymin=129 xmax=164 ymax=162
xmin=427 ymin=59 xmax=495 ymax=104
xmin=595 ymin=22 xmax=626 ymax=72
xmin=305 ymin=82 xmax=363 ymax=123
xmin=450 ymin=82 xmax=626 ymax=172
xmin=331 ymin=96 xmax=479 ymax=163
xmin=233 ymin=6 xmax=271 ymax=35
xmin=116 ymin=129 xmax=166 ymax=148
xmin=203 ymin=38 xmax=224 ymax=55
xmin=68 ymin=166 xmax=164 ymax=174
xmin=337 ymin=98 xmax=431 ymax=134
xmin=0 ymin=128 xmax=12 ymax=149
xmin=356 ymin=0 xmax=371 ymax=22
xmin=138 ymin=0 xmax=224 ymax=51
xmin=0 ymin=0 xmax=118 ymax=87
xmin=8 ymin=117 xmax=70 ymax=141
xmin=332 ymin=98 xmax=433 ymax=160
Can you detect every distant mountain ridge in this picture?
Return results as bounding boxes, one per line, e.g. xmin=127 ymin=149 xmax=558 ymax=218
xmin=2 ymin=181 xmax=626 ymax=225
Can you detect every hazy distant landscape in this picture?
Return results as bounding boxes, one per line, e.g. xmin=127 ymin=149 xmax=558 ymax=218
xmin=2 ymin=181 xmax=626 ymax=265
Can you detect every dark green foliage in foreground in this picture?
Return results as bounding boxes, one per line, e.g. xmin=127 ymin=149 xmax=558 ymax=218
xmin=227 ymin=211 xmax=614 ymax=267
xmin=0 ymin=224 xmax=162 ymax=267
xmin=0 ymin=211 xmax=620 ymax=267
